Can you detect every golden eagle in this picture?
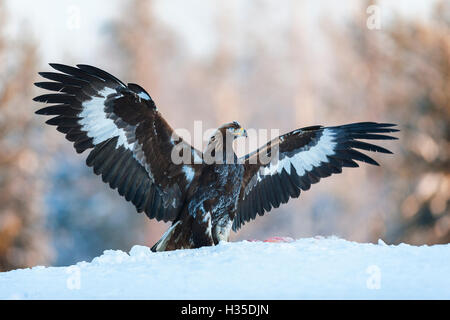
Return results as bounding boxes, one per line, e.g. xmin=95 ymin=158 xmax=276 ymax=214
xmin=34 ymin=64 xmax=398 ymax=251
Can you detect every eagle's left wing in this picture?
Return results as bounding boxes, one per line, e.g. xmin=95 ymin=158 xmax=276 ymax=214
xmin=233 ymin=122 xmax=398 ymax=231
xmin=34 ymin=64 xmax=202 ymax=222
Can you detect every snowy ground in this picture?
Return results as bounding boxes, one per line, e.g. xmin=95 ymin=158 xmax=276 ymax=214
xmin=0 ymin=237 xmax=449 ymax=299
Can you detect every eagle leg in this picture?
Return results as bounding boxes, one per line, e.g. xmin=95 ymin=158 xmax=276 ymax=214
xmin=191 ymin=210 xmax=214 ymax=248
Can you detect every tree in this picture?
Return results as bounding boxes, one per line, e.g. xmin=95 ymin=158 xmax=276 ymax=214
xmin=324 ymin=0 xmax=449 ymax=244
xmin=0 ymin=0 xmax=51 ymax=271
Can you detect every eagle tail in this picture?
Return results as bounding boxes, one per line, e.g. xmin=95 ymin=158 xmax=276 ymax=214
xmin=151 ymin=221 xmax=182 ymax=252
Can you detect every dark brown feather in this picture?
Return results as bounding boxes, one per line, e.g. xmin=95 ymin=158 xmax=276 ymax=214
xmin=233 ymin=122 xmax=398 ymax=231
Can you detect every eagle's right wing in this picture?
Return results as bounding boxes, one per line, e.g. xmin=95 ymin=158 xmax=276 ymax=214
xmin=34 ymin=64 xmax=202 ymax=222
xmin=233 ymin=122 xmax=398 ymax=231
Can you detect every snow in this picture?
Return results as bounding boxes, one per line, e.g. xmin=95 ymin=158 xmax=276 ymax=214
xmin=0 ymin=237 xmax=449 ymax=299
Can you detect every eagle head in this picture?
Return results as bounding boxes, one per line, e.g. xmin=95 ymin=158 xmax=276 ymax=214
xmin=219 ymin=121 xmax=248 ymax=139
xmin=205 ymin=121 xmax=248 ymax=157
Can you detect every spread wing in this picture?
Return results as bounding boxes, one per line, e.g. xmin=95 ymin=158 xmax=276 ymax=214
xmin=233 ymin=122 xmax=398 ymax=231
xmin=34 ymin=63 xmax=202 ymax=222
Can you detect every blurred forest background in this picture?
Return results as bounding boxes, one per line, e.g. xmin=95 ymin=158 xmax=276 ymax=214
xmin=0 ymin=0 xmax=448 ymax=271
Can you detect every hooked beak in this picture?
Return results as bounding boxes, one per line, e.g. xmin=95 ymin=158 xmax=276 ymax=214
xmin=234 ymin=127 xmax=247 ymax=137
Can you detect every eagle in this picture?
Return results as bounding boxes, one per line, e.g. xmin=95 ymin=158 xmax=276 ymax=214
xmin=34 ymin=63 xmax=398 ymax=251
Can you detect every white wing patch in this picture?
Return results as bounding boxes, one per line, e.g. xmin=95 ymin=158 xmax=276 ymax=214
xmin=258 ymin=129 xmax=336 ymax=180
xmin=78 ymin=87 xmax=132 ymax=149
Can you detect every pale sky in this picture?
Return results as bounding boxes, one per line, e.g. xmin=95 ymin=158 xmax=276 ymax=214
xmin=4 ymin=0 xmax=435 ymax=66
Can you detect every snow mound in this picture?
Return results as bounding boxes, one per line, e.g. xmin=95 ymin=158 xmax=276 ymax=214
xmin=1 ymin=237 xmax=449 ymax=299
